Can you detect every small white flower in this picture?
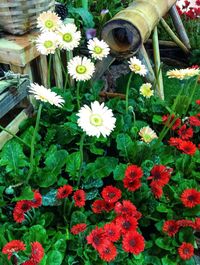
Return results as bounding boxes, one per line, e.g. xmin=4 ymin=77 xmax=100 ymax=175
xmin=29 ymin=83 xmax=65 ymax=107
xmin=139 ymin=83 xmax=154 ymax=98
xmin=57 ymin=23 xmax=81 ymax=51
xmin=68 ymin=56 xmax=95 ymax=81
xmin=128 ymin=57 xmax=147 ymax=76
xmin=139 ymin=126 xmax=158 ymax=143
xmin=36 ymin=32 xmax=58 ymax=55
xmin=37 ymin=11 xmax=62 ymax=32
xmin=87 ymin=38 xmax=110 ymax=60
xmin=77 ymin=101 xmax=116 ymax=137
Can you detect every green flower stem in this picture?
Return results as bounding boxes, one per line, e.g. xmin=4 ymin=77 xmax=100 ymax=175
xmin=63 ymin=198 xmax=68 ymax=223
xmin=76 ymin=81 xmax=81 ymax=110
xmin=67 ymin=200 xmax=74 ymax=217
xmin=184 ymin=76 xmax=198 ymax=115
xmin=77 ymin=133 xmax=86 ymax=187
xmin=27 ymin=104 xmax=43 ymax=183
xmin=48 ymin=54 xmax=53 ymax=88
xmin=125 ymin=72 xmax=133 ymax=114
xmin=0 ymin=125 xmax=30 ymax=148
xmin=56 ymin=50 xmax=67 ymax=85
xmin=66 ymin=51 xmax=74 ymax=89
xmin=81 ymin=0 xmax=88 ymax=10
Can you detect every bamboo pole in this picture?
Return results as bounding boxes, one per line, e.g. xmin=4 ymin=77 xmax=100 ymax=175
xmin=169 ymin=5 xmax=191 ymax=50
xmin=152 ymin=27 xmax=164 ymax=100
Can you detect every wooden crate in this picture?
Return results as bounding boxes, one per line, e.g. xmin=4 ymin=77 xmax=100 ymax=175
xmin=0 ymin=74 xmax=32 ymax=150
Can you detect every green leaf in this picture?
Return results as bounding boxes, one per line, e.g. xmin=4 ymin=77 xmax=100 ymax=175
xmin=116 ymin=134 xmax=135 ymax=160
xmin=22 ymin=126 xmax=41 ymax=145
xmin=155 ymin=237 xmax=173 ymax=251
xmin=83 ymin=178 xmax=103 ymax=189
xmin=23 ymin=225 xmax=47 ymax=245
xmin=37 ymin=150 xmax=68 ymax=187
xmin=86 ymin=189 xmax=98 ymax=200
xmin=69 ymin=7 xmax=94 ymax=28
xmin=42 ymin=190 xmax=62 ymax=206
xmin=0 ymin=140 xmax=28 ymax=175
xmin=83 ymin=157 xmax=118 ymax=180
xmin=113 ymin=164 xmax=126 ymax=180
xmin=12 ymin=186 xmax=34 ymax=202
xmin=152 ymin=115 xmax=163 ymax=124
xmin=65 ymin=152 xmax=81 ymax=178
xmin=145 ymin=256 xmax=162 ymax=265
xmin=162 ymin=256 xmax=177 ymax=265
xmin=156 ymin=204 xmax=169 ymax=213
xmin=71 ymin=211 xmax=87 ymax=227
xmin=89 ymin=145 xmax=104 ymax=155
xmin=46 ymin=250 xmax=63 ymax=265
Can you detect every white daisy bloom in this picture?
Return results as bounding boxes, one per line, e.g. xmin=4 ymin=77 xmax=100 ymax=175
xmin=128 ymin=56 xmax=147 ymax=76
xmin=36 ymin=32 xmax=58 ymax=55
xmin=166 ymin=68 xmax=200 ymax=80
xmin=29 ymin=83 xmax=65 ymax=107
xmin=77 ymin=101 xmax=116 ymax=137
xmin=57 ymin=23 xmax=81 ymax=51
xmin=87 ymin=38 xmax=110 ymax=60
xmin=37 ymin=11 xmax=62 ymax=32
xmin=139 ymin=83 xmax=154 ymax=98
xmin=68 ymin=56 xmax=95 ymax=81
xmin=139 ymin=126 xmax=158 ymax=143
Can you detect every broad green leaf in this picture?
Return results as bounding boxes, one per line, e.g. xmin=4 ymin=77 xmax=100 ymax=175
xmin=0 ymin=140 xmax=28 ymax=175
xmin=46 ymin=250 xmax=62 ymax=265
xmin=42 ymin=190 xmax=62 ymax=206
xmin=83 ymin=178 xmax=103 ymax=189
xmin=86 ymin=189 xmax=98 ymax=200
xmin=70 ymin=211 xmax=87 ymax=227
xmin=21 ymin=126 xmax=41 ymax=145
xmin=65 ymin=152 xmax=81 ymax=178
xmin=83 ymin=157 xmax=118 ymax=180
xmin=69 ymin=7 xmax=94 ymax=28
xmin=162 ymin=256 xmax=178 ymax=265
xmin=116 ymin=134 xmax=135 ymax=160
xmin=12 ymin=186 xmax=34 ymax=202
xmin=156 ymin=204 xmax=169 ymax=213
xmin=155 ymin=237 xmax=173 ymax=251
xmin=23 ymin=225 xmax=47 ymax=245
xmin=113 ymin=163 xmax=126 ymax=180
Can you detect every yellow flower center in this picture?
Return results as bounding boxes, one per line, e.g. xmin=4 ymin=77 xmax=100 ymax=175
xmin=44 ymin=40 xmax=53 ymax=48
xmin=45 ymin=20 xmax=54 ymax=29
xmin=76 ymin=65 xmax=87 ymax=74
xmin=143 ymin=134 xmax=152 ymax=143
xmin=94 ymin=46 xmax=103 ymax=54
xmin=133 ymin=64 xmax=141 ymax=71
xmin=63 ymin=33 xmax=72 ymax=42
xmin=90 ymin=114 xmax=103 ymax=126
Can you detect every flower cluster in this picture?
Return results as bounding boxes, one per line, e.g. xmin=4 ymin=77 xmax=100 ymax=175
xmin=176 ymin=0 xmax=200 ymax=19
xmin=123 ymin=164 xmax=143 ymax=192
xmin=13 ymin=190 xmax=42 ymax=223
xmin=88 ymin=186 xmax=144 ymax=262
xmin=2 ymin=240 xmax=44 ymax=264
xmin=147 ymin=164 xmax=173 ymax=199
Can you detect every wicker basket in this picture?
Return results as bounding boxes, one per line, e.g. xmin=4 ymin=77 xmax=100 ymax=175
xmin=0 ymin=0 xmax=55 ymax=35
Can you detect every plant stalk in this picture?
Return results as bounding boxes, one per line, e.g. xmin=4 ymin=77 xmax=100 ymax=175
xmin=81 ymin=0 xmax=88 ymax=10
xmin=77 ymin=133 xmax=86 ymax=187
xmin=125 ymin=72 xmax=133 ymax=114
xmin=48 ymin=54 xmax=53 ymax=88
xmin=76 ymin=81 xmax=81 ymax=110
xmin=27 ymin=104 xmax=43 ymax=183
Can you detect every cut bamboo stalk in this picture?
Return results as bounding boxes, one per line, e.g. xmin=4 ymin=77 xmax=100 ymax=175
xmin=53 ymin=51 xmax=63 ymax=88
xmin=0 ymin=110 xmax=28 ymax=150
xmin=152 ymin=27 xmax=164 ymax=100
xmin=92 ymin=55 xmax=115 ymax=82
xmin=160 ymin=18 xmax=189 ymax=54
xmin=169 ymin=5 xmax=191 ymax=50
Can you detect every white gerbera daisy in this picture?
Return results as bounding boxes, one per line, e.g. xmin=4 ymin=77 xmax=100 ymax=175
xmin=77 ymin=101 xmax=116 ymax=137
xmin=36 ymin=32 xmax=58 ymax=55
xmin=139 ymin=83 xmax=154 ymax=98
xmin=139 ymin=126 xmax=158 ymax=143
xmin=87 ymin=38 xmax=110 ymax=60
xmin=29 ymin=83 xmax=65 ymax=107
xmin=57 ymin=23 xmax=81 ymax=51
xmin=37 ymin=11 xmax=62 ymax=32
xmin=68 ymin=56 xmax=95 ymax=81
xmin=166 ymin=68 xmax=200 ymax=80
xmin=128 ymin=57 xmax=147 ymax=76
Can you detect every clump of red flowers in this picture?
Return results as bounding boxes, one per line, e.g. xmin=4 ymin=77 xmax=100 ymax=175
xmin=13 ymin=190 xmax=42 ymax=223
xmin=177 ymin=0 xmax=200 ymax=19
xmin=2 ymin=240 xmax=44 ymax=264
xmin=123 ymin=165 xmax=143 ymax=192
xmin=147 ymin=164 xmax=173 ymax=199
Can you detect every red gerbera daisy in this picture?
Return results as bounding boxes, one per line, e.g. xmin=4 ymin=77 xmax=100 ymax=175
xmin=177 ymin=219 xmax=196 ymax=229
xmin=13 ymin=207 xmax=25 ymax=223
xmin=73 ymin=190 xmax=86 ymax=207
xmin=71 ymin=223 xmax=87 ymax=235
xmin=22 ymin=261 xmax=35 ymax=265
xmin=103 ymin=200 xmax=115 ymax=212
xmin=125 ymin=165 xmax=143 ymax=180
xmin=122 ymin=231 xmax=145 ymax=255
xmin=30 ymin=242 xmax=44 ymax=264
xmin=92 ymin=199 xmax=105 ymax=214
xmin=101 ymin=185 xmax=122 ymax=204
xmin=168 ymin=137 xmax=183 ymax=148
xmin=148 ymin=165 xmax=173 ymax=186
xmin=177 ymin=125 xmax=193 ymax=140
xmin=189 ymin=114 xmax=200 ymax=127
xmin=163 ymin=220 xmax=179 ymax=237
xmin=162 ymin=114 xmax=181 ymax=130
xmin=2 ymin=240 xmax=26 ymax=260
xmin=114 ymin=200 xmax=137 ymax=217
xmin=178 ymin=242 xmax=194 ymax=260
xmin=31 ymin=190 xmax=42 ymax=208
xmin=116 ymin=216 xmax=138 ymax=235
xmin=98 ymin=242 xmax=117 ymax=262
xmin=181 ymin=189 xmax=200 ymax=208
xmin=195 ymin=217 xmax=200 ymax=231
xmin=57 ymin=185 xmax=73 ymax=199
xmin=123 ymin=177 xmax=141 ymax=192
xmin=150 ymin=181 xmax=163 ymax=199
xmin=196 ymin=99 xmax=200 ymax=105
xmin=103 ymin=223 xmax=121 ymax=242
xmin=178 ymin=141 xmax=196 ymax=155
xmin=13 ymin=200 xmax=32 ymax=223
xmin=87 ymin=227 xmax=109 ymax=251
